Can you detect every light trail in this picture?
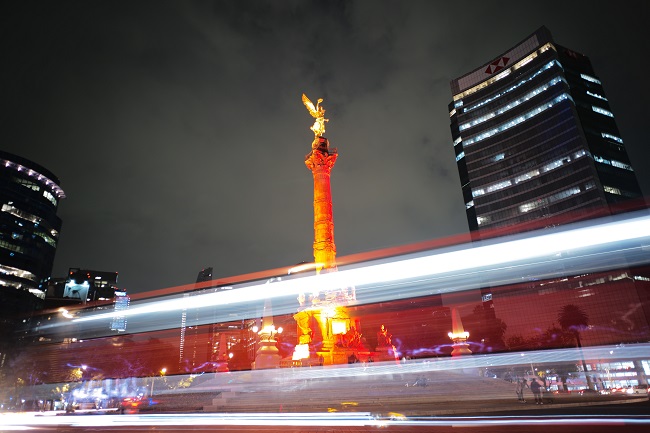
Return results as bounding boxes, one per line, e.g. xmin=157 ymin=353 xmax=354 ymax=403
xmin=2 ymin=412 xmax=649 ymax=430
xmin=59 ymin=210 xmax=650 ymax=330
xmin=15 ymin=344 xmax=650 ymax=406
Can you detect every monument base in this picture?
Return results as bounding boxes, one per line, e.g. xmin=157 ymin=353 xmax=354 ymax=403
xmin=374 ymin=346 xmax=399 ymax=362
xmin=450 ymin=342 xmax=472 ymax=357
xmin=254 ymin=341 xmax=281 ymax=369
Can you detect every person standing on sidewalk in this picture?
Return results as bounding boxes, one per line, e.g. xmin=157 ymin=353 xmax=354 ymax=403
xmin=515 ymin=379 xmax=528 ymax=403
xmin=530 ymin=378 xmax=543 ymax=404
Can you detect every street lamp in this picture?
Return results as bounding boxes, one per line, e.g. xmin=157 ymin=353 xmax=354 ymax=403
xmin=150 ymin=368 xmax=167 ymax=397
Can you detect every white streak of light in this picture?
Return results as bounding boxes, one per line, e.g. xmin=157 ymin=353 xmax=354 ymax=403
xmin=72 ymin=212 xmax=650 ymax=324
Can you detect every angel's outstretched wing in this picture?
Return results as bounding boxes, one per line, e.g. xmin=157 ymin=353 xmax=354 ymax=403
xmin=302 ymin=93 xmax=319 ymax=118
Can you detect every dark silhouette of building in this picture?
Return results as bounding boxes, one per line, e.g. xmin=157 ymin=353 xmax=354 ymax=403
xmin=196 ymin=267 xmax=213 ymax=283
xmin=449 ymin=26 xmax=643 ymax=237
xmin=61 ymin=268 xmax=119 ymax=303
xmin=40 ymin=268 xmax=125 ymax=332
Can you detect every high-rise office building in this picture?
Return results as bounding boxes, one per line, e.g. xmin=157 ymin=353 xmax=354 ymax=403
xmin=0 ymin=151 xmax=65 ymax=296
xmin=449 ymin=26 xmax=643 ymax=237
xmin=447 ymin=28 xmax=650 ymax=365
xmin=0 ymin=151 xmax=65 ymax=368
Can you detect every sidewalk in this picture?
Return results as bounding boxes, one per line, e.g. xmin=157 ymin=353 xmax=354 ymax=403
xmin=197 ymin=366 xmax=649 ymax=416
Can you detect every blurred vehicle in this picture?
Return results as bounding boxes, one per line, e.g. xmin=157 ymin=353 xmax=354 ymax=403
xmin=631 ymin=384 xmax=648 ymax=394
xmin=120 ymin=396 xmax=159 ymax=414
xmin=578 ymin=389 xmax=600 ymax=396
xmin=609 ymin=387 xmax=636 ymax=395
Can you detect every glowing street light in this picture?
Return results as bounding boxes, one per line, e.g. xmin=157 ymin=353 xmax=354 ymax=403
xmin=150 ymin=367 xmax=167 ymax=397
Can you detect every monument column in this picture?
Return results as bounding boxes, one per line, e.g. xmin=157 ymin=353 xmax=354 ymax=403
xmin=305 ymin=138 xmax=338 ymax=271
xmin=293 ymin=94 xmax=356 ymax=365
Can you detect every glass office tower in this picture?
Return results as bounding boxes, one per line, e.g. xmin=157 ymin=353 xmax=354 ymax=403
xmin=449 ymin=27 xmax=643 ymax=236
xmin=0 ymin=151 xmax=65 ymax=297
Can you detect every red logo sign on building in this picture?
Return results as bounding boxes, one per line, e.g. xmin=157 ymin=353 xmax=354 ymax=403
xmin=485 ymin=56 xmax=510 ymax=74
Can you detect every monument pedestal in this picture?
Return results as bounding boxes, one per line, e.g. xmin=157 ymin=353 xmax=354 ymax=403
xmin=214 ymin=355 xmax=229 ymax=372
xmin=254 ymin=340 xmax=281 ymax=369
xmin=374 ymin=346 xmax=399 ymax=362
xmin=450 ymin=342 xmax=472 ymax=357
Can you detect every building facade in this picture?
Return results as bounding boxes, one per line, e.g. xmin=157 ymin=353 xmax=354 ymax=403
xmin=0 ymin=151 xmax=65 ymax=297
xmin=449 ymin=26 xmax=643 ymax=236
xmin=61 ymin=268 xmax=119 ymax=303
xmin=447 ymin=28 xmax=649 ymax=388
xmin=0 ymin=151 xmax=65 ymax=372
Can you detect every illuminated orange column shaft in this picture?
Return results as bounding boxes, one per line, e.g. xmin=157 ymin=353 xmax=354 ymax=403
xmin=305 ymin=137 xmax=338 ymax=271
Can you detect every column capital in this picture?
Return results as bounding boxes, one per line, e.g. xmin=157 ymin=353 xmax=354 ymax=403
xmin=305 ymin=147 xmax=338 ymax=172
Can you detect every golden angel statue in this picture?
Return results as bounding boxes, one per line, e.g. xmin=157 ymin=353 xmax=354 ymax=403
xmin=302 ymin=93 xmax=329 ymax=145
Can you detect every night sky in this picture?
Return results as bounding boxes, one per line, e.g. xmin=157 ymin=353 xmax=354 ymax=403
xmin=2 ymin=1 xmax=649 ymax=295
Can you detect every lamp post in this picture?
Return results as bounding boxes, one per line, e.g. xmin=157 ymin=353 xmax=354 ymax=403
xmin=150 ymin=368 xmax=166 ymax=398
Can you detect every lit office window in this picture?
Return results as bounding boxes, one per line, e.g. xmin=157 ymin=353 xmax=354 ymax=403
xmin=587 ymin=90 xmax=608 ymax=101
xmin=43 ymin=190 xmax=58 ymax=206
xmin=519 ymin=199 xmax=546 ymax=213
xmin=487 ymin=180 xmax=512 ymax=193
xmin=543 ymin=158 xmax=567 ymax=172
xmin=13 ymin=178 xmax=40 ymax=192
xmin=592 ymin=106 xmax=614 ymax=117
xmin=515 ymin=169 xmax=540 ymax=184
xmin=456 ymin=151 xmax=465 ymax=162
xmin=601 ymin=133 xmax=623 ymax=144
xmin=549 ymin=187 xmax=581 ymax=202
xmin=459 ymin=77 xmax=565 ymax=131
xmin=2 ymin=204 xmax=43 ymax=225
xmin=463 ymin=94 xmax=572 ymax=147
xmin=464 ymin=60 xmax=562 ymax=114
xmin=604 ymin=186 xmax=622 ymax=195
xmin=473 ymin=151 xmax=580 ymax=198
xmin=594 ymin=155 xmax=633 ymax=171
xmin=0 ymin=264 xmax=37 ymax=282
xmin=519 ymin=187 xmax=581 ymax=214
xmin=611 ymin=160 xmax=633 ymax=171
xmin=581 ymin=73 xmax=601 ymax=84
xmin=34 ymin=230 xmax=57 ymax=247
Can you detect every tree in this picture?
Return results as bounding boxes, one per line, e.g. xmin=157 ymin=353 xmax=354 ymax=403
xmin=465 ymin=304 xmax=508 ymax=352
xmin=558 ymin=304 xmax=592 ymax=389
xmin=558 ymin=304 xmax=589 ymax=347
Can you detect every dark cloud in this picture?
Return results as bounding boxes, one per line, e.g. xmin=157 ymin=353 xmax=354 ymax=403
xmin=2 ymin=0 xmax=648 ymax=294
